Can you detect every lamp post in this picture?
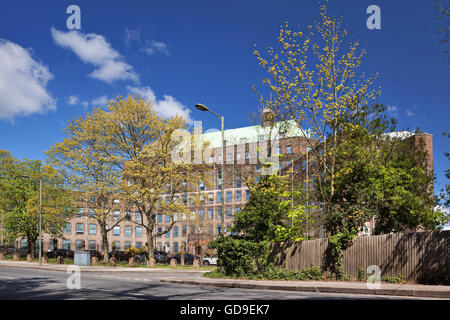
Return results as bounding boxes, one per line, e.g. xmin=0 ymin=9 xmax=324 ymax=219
xmin=195 ymin=104 xmax=225 ymax=235
xmin=21 ymin=175 xmax=43 ymax=265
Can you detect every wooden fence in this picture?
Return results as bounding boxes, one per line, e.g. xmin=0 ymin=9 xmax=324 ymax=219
xmin=271 ymin=230 xmax=450 ymax=284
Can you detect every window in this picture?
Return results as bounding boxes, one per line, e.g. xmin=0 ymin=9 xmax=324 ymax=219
xmin=182 ymin=194 xmax=187 ymax=205
xmin=63 ymin=240 xmax=71 ymax=250
xmin=64 ymin=223 xmax=71 ymax=234
xmin=217 ymin=192 xmax=222 ymax=203
xmin=286 ymin=146 xmax=292 ymax=154
xmin=113 ymin=211 xmax=120 ymax=220
xmin=181 ymin=213 xmax=187 ymax=221
xmin=165 ymin=214 xmax=171 ymax=223
xmin=236 ymin=152 xmax=242 ymax=161
xmin=157 ymin=213 xmax=162 ymax=223
xmin=236 ymin=177 xmax=241 ymax=188
xmin=124 ymin=242 xmax=131 ymax=250
xmin=208 ymin=193 xmax=214 ymax=204
xmin=246 ymin=189 xmax=251 ymax=200
xmin=199 ymin=209 xmax=204 ymax=220
xmin=89 ymin=240 xmax=96 ymax=250
xmin=256 ymin=165 xmax=260 ymax=172
xmin=226 ymin=153 xmax=232 ymax=161
xmin=217 ymin=170 xmax=222 ymax=189
xmin=77 ymin=208 xmax=84 ymax=218
xmin=165 ymin=227 xmax=170 ymax=238
xmin=173 ymin=226 xmax=179 ymax=238
xmin=125 ymin=211 xmax=131 ymax=221
xmin=173 ymin=213 xmax=178 ymax=222
xmin=157 ymin=243 xmax=162 ymax=251
xmin=276 ymin=147 xmax=282 ymax=154
xmin=217 ymin=208 xmax=223 ymax=220
xmin=173 ymin=242 xmax=179 ymax=253
xmin=226 ymin=207 xmax=232 ymax=218
xmin=76 ymin=223 xmax=84 ymax=234
xmin=89 ymin=209 xmax=95 ymax=218
xmin=245 ymin=151 xmax=250 ymax=159
xmin=136 ymin=227 xmax=143 ymax=237
xmin=113 ymin=226 xmax=120 ymax=236
xmin=217 ymin=224 xmax=222 ymax=235
xmin=164 ymin=242 xmax=170 ymax=253
xmin=226 ymin=191 xmax=232 ymax=203
xmin=157 ymin=227 xmax=162 ymax=237
xmin=182 ymin=225 xmax=187 ymax=236
xmin=114 ymin=241 xmax=121 ymax=251
xmin=236 ymin=190 xmax=241 ymax=201
xmin=89 ymin=224 xmax=96 ymax=235
xmin=136 ymin=213 xmax=142 ymax=223
xmin=76 ymin=240 xmax=83 ymax=251
xmin=207 ymin=208 xmax=213 ymax=220
xmin=124 ymin=226 xmax=132 ymax=237
xmin=136 ymin=242 xmax=143 ymax=248
xmin=199 ymin=181 xmax=205 ymax=191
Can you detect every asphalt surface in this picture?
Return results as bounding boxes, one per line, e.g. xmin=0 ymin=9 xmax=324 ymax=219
xmin=0 ymin=266 xmax=435 ymax=300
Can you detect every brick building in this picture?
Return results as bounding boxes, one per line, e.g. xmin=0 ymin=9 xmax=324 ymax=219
xmin=32 ymin=109 xmax=433 ymax=255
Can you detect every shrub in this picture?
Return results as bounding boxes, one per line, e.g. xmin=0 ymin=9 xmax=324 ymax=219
xmin=383 ymin=275 xmax=406 ymax=284
xmin=208 ymin=236 xmax=272 ymax=277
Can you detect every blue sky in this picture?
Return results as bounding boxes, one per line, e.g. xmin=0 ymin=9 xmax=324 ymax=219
xmin=0 ymin=0 xmax=448 ymax=198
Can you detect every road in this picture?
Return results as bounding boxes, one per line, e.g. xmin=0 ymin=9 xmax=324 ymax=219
xmin=0 ymin=266 xmax=435 ymax=300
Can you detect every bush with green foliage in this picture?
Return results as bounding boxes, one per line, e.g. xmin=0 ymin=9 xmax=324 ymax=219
xmin=208 ymin=236 xmax=272 ymax=277
xmin=204 ymin=265 xmax=323 ymax=281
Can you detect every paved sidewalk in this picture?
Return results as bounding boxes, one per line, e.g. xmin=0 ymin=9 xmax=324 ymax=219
xmin=0 ymin=260 xmax=208 ymax=273
xmin=160 ymin=275 xmax=450 ymax=299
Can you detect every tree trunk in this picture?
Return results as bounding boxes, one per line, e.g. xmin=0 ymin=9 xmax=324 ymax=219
xmin=146 ymin=228 xmax=154 ymax=268
xmin=101 ymin=229 xmax=109 ymax=263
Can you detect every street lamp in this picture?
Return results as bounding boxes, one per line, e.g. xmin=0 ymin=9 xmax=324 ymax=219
xmin=195 ymin=104 xmax=225 ymax=235
xmin=21 ymin=175 xmax=43 ymax=265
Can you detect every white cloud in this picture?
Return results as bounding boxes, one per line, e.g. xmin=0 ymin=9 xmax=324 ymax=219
xmin=406 ymin=109 xmax=415 ymax=117
xmin=90 ymin=95 xmax=108 ymax=106
xmin=127 ymin=85 xmax=193 ymax=124
xmin=0 ymin=39 xmax=56 ymax=120
xmin=141 ymin=40 xmax=170 ymax=56
xmin=387 ymin=105 xmax=398 ymax=116
xmin=51 ymin=28 xmax=139 ymax=84
xmin=124 ymin=28 xmax=141 ymax=46
xmin=66 ymin=95 xmax=79 ymax=105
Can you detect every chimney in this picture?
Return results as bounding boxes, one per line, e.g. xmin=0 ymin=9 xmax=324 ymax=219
xmin=262 ymin=107 xmax=275 ymax=128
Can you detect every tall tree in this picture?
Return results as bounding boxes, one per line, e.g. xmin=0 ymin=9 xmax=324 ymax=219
xmin=253 ymin=1 xmax=381 ymax=237
xmin=46 ymin=109 xmax=124 ymax=262
xmin=102 ymin=95 xmax=202 ymax=263
xmin=0 ymin=150 xmax=75 ymax=255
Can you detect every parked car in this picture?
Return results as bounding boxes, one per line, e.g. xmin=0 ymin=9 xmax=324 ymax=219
xmin=108 ymin=251 xmax=131 ymax=261
xmin=87 ymin=250 xmax=104 ymax=260
xmin=46 ymin=249 xmax=74 ymax=258
xmin=169 ymin=253 xmax=200 ymax=265
xmin=134 ymin=250 xmax=169 ymax=264
xmin=202 ymin=254 xmax=218 ymax=266
xmin=17 ymin=246 xmax=45 ymax=258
